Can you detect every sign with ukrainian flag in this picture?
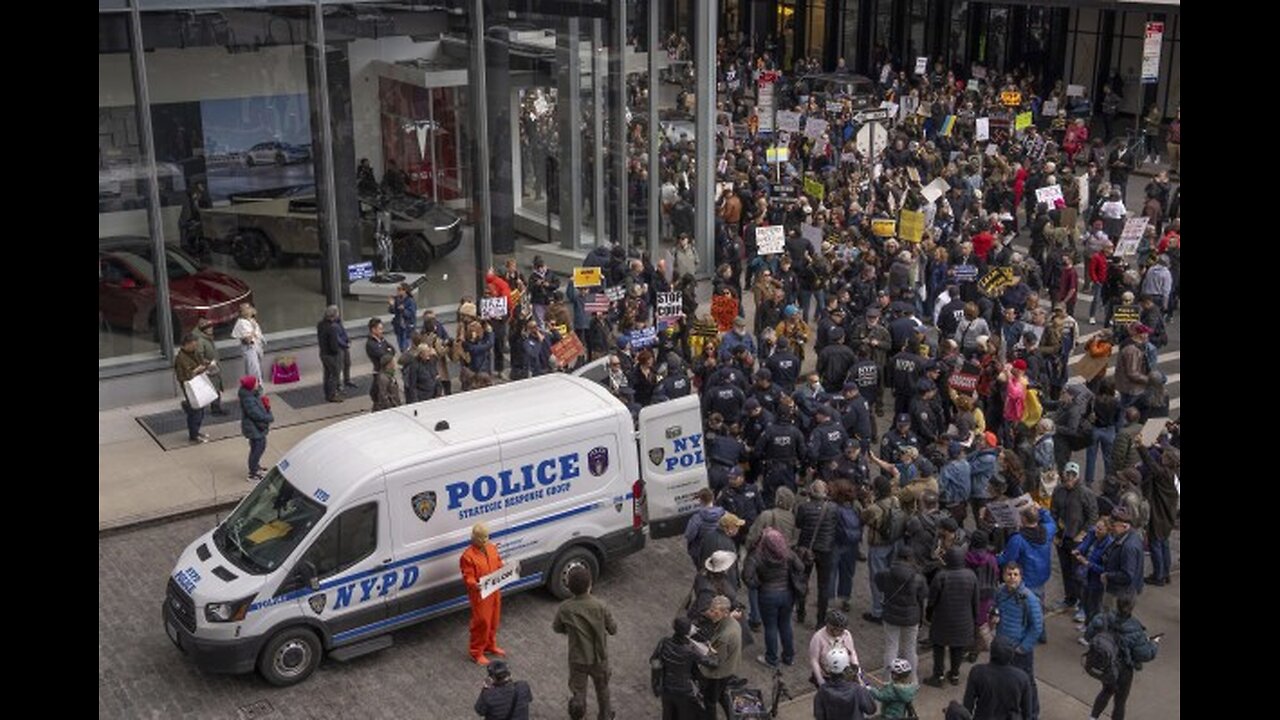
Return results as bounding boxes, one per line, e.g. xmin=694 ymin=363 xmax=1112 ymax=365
xmin=939 ymin=115 xmax=956 ymax=137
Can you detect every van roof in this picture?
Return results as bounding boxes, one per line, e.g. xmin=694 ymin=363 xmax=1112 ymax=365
xmin=278 ymin=374 xmax=624 ymax=502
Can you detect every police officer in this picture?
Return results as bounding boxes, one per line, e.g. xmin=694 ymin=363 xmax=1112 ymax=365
xmin=765 ymin=336 xmax=803 ymax=389
xmin=704 ymin=413 xmax=747 ymax=494
xmin=817 ymin=326 xmax=857 ymax=394
xmin=717 ymin=466 xmax=764 ymax=548
xmin=890 ymin=337 xmax=927 ymax=416
xmin=653 ymin=354 xmax=692 ymax=402
xmin=851 ymin=346 xmax=883 ymax=418
xmin=837 ymin=382 xmax=875 ymax=445
xmin=702 ymin=377 xmax=746 ymax=426
xmin=832 ymin=439 xmax=873 ymax=486
xmin=807 ymin=405 xmax=849 ymax=473
xmin=880 ymin=413 xmax=921 ymax=465
xmin=706 ymin=356 xmax=750 ymax=395
xmin=910 ymin=379 xmax=944 ymax=445
xmin=792 ymin=372 xmax=831 ymax=436
xmin=749 ymin=368 xmax=782 ymax=416
xmin=741 ymin=398 xmax=775 ymax=455
xmin=815 ymin=305 xmax=848 ymax=351
xmin=755 ymin=414 xmax=807 ymax=506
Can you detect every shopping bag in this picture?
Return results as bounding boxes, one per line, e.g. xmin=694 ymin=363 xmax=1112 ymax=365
xmin=183 ymin=372 xmax=219 ymax=409
xmin=272 ymin=356 xmax=300 ymax=384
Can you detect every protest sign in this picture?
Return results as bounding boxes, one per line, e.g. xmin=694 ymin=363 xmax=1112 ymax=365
xmin=898 ymin=209 xmax=925 ymax=242
xmin=756 ymin=225 xmax=785 ymax=255
xmin=1035 ymin=184 xmax=1063 ymax=206
xmin=480 ymin=296 xmax=508 ymax=319
xmin=977 ymin=266 xmax=1015 ymax=296
xmin=915 ymin=57 xmax=928 ymax=75
xmin=551 ymin=333 xmax=585 ymax=366
xmin=711 ymin=295 xmax=739 ymax=332
xmin=657 ymin=291 xmax=683 ymax=320
xmin=804 ymin=176 xmax=825 ymax=201
xmin=922 ymin=177 xmax=950 ymax=204
xmin=480 ymin=563 xmax=521 ymax=599
xmin=1112 ymin=304 xmax=1140 ymax=326
xmin=802 ymin=224 xmax=823 ymax=254
xmin=872 ymin=218 xmax=897 ymax=237
xmin=605 ymin=285 xmax=626 ymax=302
xmin=573 ymin=266 xmax=603 ymax=288
xmin=1015 ymin=111 xmax=1033 ymax=130
xmin=628 ymin=326 xmax=658 ymax=350
xmin=975 ymin=117 xmax=990 ymax=141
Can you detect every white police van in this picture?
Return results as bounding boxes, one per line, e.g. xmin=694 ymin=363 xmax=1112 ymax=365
xmin=163 ymin=374 xmax=707 ymax=686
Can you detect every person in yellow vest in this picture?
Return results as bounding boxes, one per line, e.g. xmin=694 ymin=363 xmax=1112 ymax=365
xmin=460 ymin=523 xmax=506 ymax=665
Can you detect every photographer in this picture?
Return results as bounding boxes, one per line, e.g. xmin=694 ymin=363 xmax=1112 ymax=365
xmin=473 ymin=660 xmax=532 ymax=720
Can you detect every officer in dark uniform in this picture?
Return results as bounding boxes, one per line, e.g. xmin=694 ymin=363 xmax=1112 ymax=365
xmin=936 ymin=286 xmax=967 ymax=339
xmin=890 ymin=340 xmax=927 ymax=416
xmin=741 ymin=398 xmax=775 ymax=469
xmin=653 ymin=356 xmax=692 ymax=402
xmin=707 ymin=358 xmax=750 ymax=395
xmin=880 ymin=413 xmax=921 ymax=464
xmin=704 ymin=413 xmax=747 ymax=494
xmin=702 ymin=379 xmax=746 ymax=426
xmin=716 ymin=466 xmax=763 ymax=548
xmin=754 ymin=414 xmax=807 ymax=506
xmin=851 ymin=346 xmax=883 ymax=417
xmin=765 ymin=336 xmax=802 ymax=389
xmin=817 ymin=326 xmax=857 ymax=394
xmin=852 ymin=306 xmax=892 ymax=395
xmin=815 ymin=305 xmax=848 ymax=351
xmin=831 ymin=439 xmax=873 ymax=486
xmin=909 ymin=379 xmax=944 ymax=445
xmin=836 ymin=382 xmax=875 ymax=445
xmin=749 ymin=369 xmax=782 ymax=416
xmin=807 ymin=405 xmax=849 ymax=474
xmin=887 ymin=306 xmax=923 ymax=353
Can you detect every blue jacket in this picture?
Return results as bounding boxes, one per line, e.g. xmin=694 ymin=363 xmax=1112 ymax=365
xmin=1077 ymin=531 xmax=1114 ymax=591
xmin=464 ymin=330 xmax=495 ymax=373
xmin=391 ymin=295 xmax=417 ymax=333
xmin=967 ymin=448 xmax=999 ymax=500
xmin=1103 ymin=529 xmax=1145 ymax=596
xmin=238 ymin=386 xmax=273 ymax=440
xmin=997 ymin=509 xmax=1056 ymax=590
xmin=939 ymin=458 xmax=972 ymax=505
xmin=684 ymin=505 xmax=726 ymax=561
xmin=993 ymin=583 xmax=1043 ymax=654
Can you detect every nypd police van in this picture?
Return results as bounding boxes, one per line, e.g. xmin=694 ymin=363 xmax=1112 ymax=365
xmin=163 ymin=374 xmax=706 ymax=686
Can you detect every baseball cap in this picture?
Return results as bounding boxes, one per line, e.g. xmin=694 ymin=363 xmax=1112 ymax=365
xmin=896 ymin=413 xmax=911 ymax=425
xmin=1064 ymin=461 xmax=1081 ymax=475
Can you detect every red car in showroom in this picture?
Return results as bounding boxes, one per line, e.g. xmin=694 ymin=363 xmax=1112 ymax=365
xmin=99 ymin=236 xmax=252 ymax=341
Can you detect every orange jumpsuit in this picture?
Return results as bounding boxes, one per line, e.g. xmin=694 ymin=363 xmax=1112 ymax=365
xmin=459 ymin=542 xmax=503 ymax=660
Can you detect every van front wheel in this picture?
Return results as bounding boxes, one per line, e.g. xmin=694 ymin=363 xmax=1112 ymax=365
xmin=258 ymin=626 xmax=322 ymax=687
xmin=548 ymin=547 xmax=599 ymax=600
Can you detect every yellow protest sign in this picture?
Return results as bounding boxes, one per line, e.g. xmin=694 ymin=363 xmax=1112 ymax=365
xmin=1015 ymin=112 xmax=1033 ymax=131
xmin=1001 ymin=90 xmax=1023 ymax=107
xmin=573 ymin=267 xmax=602 ymax=288
xmin=766 ymin=147 xmax=789 ymax=163
xmin=898 ymin=209 xmax=925 ymax=243
xmin=804 ymin=176 xmax=825 ymax=201
xmin=872 ymin=218 xmax=897 ymax=238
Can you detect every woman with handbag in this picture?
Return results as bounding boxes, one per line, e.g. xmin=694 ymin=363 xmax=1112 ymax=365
xmin=238 ymin=375 xmax=273 ymax=482
xmin=743 ymin=527 xmax=803 ymax=669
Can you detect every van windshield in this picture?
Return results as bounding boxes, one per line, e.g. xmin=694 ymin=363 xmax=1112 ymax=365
xmin=213 ymin=468 xmax=326 ymax=575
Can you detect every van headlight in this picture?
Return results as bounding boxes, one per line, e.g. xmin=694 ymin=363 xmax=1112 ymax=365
xmin=204 ymin=595 xmax=257 ymax=623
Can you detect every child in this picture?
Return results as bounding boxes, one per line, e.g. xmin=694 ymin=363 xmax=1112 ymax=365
xmin=867 ymin=658 xmax=920 ymax=719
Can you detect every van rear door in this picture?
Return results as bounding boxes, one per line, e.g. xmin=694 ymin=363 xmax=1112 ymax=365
xmin=638 ymin=395 xmax=707 ymax=539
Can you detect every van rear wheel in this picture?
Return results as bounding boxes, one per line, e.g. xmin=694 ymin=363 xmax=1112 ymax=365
xmin=258 ymin=626 xmax=322 ymax=687
xmin=548 ymin=547 xmax=599 ymax=600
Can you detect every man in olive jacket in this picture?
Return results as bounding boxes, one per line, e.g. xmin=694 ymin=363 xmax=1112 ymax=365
xmin=174 ymin=333 xmax=210 ymax=443
xmin=552 ymin=566 xmax=617 ymax=720
xmin=699 ymin=595 xmax=742 ymax=720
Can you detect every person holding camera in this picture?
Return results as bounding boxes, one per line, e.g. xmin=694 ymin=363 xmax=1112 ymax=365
xmin=473 ymin=659 xmax=532 ymax=720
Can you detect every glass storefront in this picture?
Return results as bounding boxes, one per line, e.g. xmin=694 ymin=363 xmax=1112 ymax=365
xmin=99 ymin=0 xmax=636 ymax=379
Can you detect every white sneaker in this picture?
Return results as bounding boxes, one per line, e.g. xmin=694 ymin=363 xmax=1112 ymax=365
xmin=1088 ymin=317 xmax=1096 ymax=324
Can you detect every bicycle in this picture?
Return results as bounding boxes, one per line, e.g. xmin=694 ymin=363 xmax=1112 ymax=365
xmin=768 ymin=664 xmax=792 ymax=718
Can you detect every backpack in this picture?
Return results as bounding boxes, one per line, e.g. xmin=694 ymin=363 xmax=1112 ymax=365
xmin=1083 ymin=625 xmax=1121 ymax=685
xmin=649 ymin=638 xmax=666 ymax=696
xmin=879 ymin=499 xmax=907 ymax=543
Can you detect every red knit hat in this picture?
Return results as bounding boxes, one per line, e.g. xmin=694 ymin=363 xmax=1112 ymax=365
xmin=240 ymin=375 xmax=258 ymax=391
xmin=1011 ymin=359 xmax=1028 ymax=371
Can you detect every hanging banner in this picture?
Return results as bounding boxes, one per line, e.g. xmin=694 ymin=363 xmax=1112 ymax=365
xmin=1142 ymin=21 xmax=1164 ymax=84
xmin=898 ymin=209 xmax=925 ymax=243
xmin=573 ymin=267 xmax=603 ymax=288
xmin=756 ymin=225 xmax=786 ymax=255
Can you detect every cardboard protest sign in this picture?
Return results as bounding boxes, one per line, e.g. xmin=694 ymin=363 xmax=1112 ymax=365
xmin=551 ymin=332 xmax=585 ymax=366
xmin=711 ymin=295 xmax=739 ymax=332
xmin=776 ymin=110 xmax=801 ymax=133
xmin=656 ymin=291 xmax=684 ymax=320
xmin=898 ymin=209 xmax=925 ymax=242
xmin=922 ymin=177 xmax=951 ymax=204
xmin=915 ymin=57 xmax=928 ymax=75
xmin=804 ymin=117 xmax=828 ymax=141
xmin=756 ymin=225 xmax=785 ymax=255
xmin=872 ymin=218 xmax=897 ymax=237
xmin=480 ymin=562 xmax=521 ymax=599
xmin=804 ymin=176 xmax=825 ymax=201
xmin=573 ymin=266 xmax=603 ymax=288
xmin=1112 ymin=304 xmax=1140 ymax=326
xmin=975 ymin=117 xmax=990 ymax=141
xmin=628 ymin=326 xmax=658 ymax=350
xmin=1015 ymin=111 xmax=1033 ymax=130
xmin=801 ymin=224 xmax=823 ymax=254
xmin=766 ymin=147 xmax=790 ymax=163
xmin=480 ymin=296 xmax=508 ymax=319
xmin=1035 ymin=184 xmax=1064 ymax=206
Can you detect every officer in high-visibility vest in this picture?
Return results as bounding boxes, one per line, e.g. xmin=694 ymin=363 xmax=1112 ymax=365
xmin=460 ymin=522 xmax=505 ymax=665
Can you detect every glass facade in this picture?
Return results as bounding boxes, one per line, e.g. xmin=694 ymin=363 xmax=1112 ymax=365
xmin=99 ymin=0 xmax=639 ymax=381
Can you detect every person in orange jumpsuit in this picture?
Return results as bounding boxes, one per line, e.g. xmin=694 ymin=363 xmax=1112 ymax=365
xmin=460 ymin=522 xmax=506 ymax=665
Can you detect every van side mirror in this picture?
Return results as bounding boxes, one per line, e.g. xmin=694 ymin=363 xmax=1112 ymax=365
xmin=298 ymin=561 xmax=319 ymax=591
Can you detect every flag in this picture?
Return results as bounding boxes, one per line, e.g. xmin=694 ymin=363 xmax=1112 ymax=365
xmin=939 ymin=115 xmax=956 ymax=137
xmin=584 ymin=292 xmax=610 ymax=314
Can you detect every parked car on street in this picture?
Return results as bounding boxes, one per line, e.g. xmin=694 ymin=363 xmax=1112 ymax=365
xmin=98 ymin=236 xmax=252 ymax=341
xmin=245 ymin=141 xmax=311 ymax=167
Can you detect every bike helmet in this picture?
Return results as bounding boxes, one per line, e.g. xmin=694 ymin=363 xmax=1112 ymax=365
xmin=890 ymin=659 xmax=913 ymax=676
xmin=822 ymin=646 xmax=852 ymax=676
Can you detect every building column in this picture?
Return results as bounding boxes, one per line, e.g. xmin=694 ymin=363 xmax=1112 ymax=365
xmin=648 ymin=0 xmax=661 ymax=259
xmin=694 ymin=0 xmax=715 ymax=277
xmin=557 ymin=17 xmax=583 ymax=250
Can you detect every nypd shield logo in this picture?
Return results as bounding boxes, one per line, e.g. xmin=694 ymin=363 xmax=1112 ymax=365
xmin=412 ymin=491 xmax=437 ymax=522
xmin=665 ymin=425 xmax=683 ymax=440
xmin=649 ymin=447 xmax=665 ymax=466
xmin=588 ymin=446 xmax=610 ymax=476
xmin=308 ymin=594 xmax=327 ymax=615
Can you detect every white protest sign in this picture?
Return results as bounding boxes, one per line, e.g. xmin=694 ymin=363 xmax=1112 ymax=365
xmin=987 ymin=494 xmax=1035 ymax=528
xmin=921 ymin=177 xmax=950 ymax=205
xmin=975 ymin=117 xmax=990 ymax=142
xmin=1077 ymin=175 xmax=1090 ymax=221
xmin=605 ymin=285 xmax=626 ymax=302
xmin=1066 ymin=84 xmax=1085 ymax=98
xmin=915 ymin=57 xmax=928 ymax=75
xmin=826 ymin=101 xmax=844 ymax=115
xmin=479 ymin=562 xmax=520 ymax=599
xmin=804 ymin=117 xmax=828 ymax=141
xmin=985 ymin=143 xmax=999 ymax=157
xmin=967 ymin=78 xmax=980 ymax=93
xmin=756 ymin=225 xmax=785 ymax=255
xmin=1115 ymin=217 xmax=1148 ymax=256
xmin=657 ymin=291 xmax=683 ymax=320
xmin=1042 ymin=99 xmax=1059 ymax=117
xmin=1140 ymin=418 xmax=1167 ymax=446
xmin=481 ymin=296 xmax=508 ymax=319
xmin=801 ymin=224 xmax=823 ymax=254
xmin=629 ymin=326 xmax=659 ymax=350
xmin=1035 ymin=184 xmax=1064 ymax=206
xmin=776 ymin=110 xmax=801 ymax=133
xmin=856 ymin=122 xmax=888 ymax=159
